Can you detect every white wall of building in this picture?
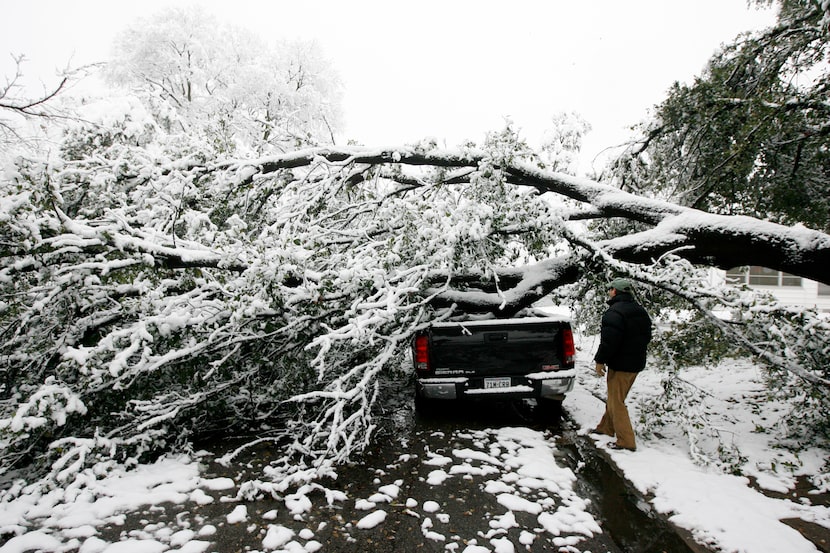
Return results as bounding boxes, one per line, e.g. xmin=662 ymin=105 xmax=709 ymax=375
xmin=714 ymin=268 xmax=830 ymax=312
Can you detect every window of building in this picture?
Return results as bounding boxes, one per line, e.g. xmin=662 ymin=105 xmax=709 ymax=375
xmin=781 ymin=273 xmax=803 ymax=287
xmin=725 ymin=267 xmax=748 ymax=285
xmin=819 ymin=283 xmax=830 ymax=296
xmin=749 ymin=266 xmax=779 ymax=286
xmin=725 ymin=266 xmax=802 ymax=287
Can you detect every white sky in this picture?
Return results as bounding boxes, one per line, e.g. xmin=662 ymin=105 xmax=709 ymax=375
xmin=2 ymin=0 xmax=776 ymax=173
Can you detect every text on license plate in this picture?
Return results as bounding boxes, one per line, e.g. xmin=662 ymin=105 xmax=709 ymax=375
xmin=484 ymin=377 xmax=512 ymax=389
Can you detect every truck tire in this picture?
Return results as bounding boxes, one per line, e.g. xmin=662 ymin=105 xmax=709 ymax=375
xmin=414 ymin=389 xmax=435 ymax=416
xmin=537 ymin=397 xmax=563 ymax=423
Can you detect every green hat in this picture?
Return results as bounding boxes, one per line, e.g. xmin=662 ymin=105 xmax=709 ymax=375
xmin=608 ymin=278 xmax=633 ymax=293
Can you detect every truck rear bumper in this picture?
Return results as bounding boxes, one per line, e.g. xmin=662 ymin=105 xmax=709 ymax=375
xmin=418 ymin=380 xmax=460 ymax=400
xmin=417 ymin=374 xmax=574 ymax=401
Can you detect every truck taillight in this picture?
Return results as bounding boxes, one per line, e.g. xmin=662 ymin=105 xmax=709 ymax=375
xmin=414 ymin=335 xmax=430 ymax=373
xmin=562 ymin=328 xmax=576 ymax=366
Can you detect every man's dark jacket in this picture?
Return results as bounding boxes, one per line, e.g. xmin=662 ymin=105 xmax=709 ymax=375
xmin=594 ymin=292 xmax=652 ymax=372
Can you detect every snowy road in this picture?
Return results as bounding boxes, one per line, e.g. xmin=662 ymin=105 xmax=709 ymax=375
xmin=61 ymin=399 xmax=695 ymax=553
xmin=2 ymin=363 xmax=828 ymax=553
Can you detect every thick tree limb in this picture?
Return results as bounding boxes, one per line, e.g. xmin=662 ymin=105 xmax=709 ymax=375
xmin=223 ymin=146 xmax=830 ymax=285
xmin=51 ymin=209 xmax=249 ymax=273
xmin=600 ymin=212 xmax=830 ymax=279
xmin=425 ymin=256 xmax=582 ymax=316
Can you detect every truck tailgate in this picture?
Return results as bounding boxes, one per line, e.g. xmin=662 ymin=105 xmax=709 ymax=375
xmin=428 ymin=319 xmax=567 ymax=377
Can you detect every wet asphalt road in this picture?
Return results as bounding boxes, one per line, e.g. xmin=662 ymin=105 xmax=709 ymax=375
xmin=98 ymin=391 xmax=698 ymax=553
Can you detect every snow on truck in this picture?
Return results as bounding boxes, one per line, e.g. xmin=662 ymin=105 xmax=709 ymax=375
xmin=412 ymin=311 xmax=576 ymax=415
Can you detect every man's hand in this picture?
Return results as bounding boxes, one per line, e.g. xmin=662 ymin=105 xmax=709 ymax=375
xmin=595 ymin=363 xmax=606 ymax=377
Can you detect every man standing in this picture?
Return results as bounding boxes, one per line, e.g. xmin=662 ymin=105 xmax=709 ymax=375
xmin=593 ymin=278 xmax=652 ymax=451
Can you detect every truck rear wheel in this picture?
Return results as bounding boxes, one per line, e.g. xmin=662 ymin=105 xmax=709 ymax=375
xmin=414 ymin=388 xmax=436 ymax=416
xmin=537 ymin=397 xmax=563 ymax=423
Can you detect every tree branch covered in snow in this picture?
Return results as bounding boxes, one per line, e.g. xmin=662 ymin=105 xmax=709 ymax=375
xmin=213 ymin=145 xmax=830 ymax=286
xmin=1 ymin=98 xmax=828 ymax=496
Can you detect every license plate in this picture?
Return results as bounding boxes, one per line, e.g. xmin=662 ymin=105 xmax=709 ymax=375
xmin=484 ymin=377 xmax=512 ymax=389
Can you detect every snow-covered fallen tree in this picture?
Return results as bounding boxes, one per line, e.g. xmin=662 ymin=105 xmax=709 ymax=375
xmin=1 ymin=110 xmax=828 ymax=497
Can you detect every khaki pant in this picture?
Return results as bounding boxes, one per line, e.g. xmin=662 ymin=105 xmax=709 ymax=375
xmin=595 ymin=369 xmax=639 ymax=449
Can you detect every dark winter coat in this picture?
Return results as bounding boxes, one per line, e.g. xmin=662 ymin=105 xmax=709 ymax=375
xmin=594 ymin=292 xmax=652 ymax=373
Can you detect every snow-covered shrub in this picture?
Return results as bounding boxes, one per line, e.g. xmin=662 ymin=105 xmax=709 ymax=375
xmin=643 ymin=281 xmax=829 ymax=468
xmin=636 ymin=371 xmax=748 ymax=472
xmin=742 ymin=306 xmax=830 ymax=447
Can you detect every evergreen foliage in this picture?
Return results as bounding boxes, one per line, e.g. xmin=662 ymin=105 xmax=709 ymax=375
xmin=609 ymin=0 xmax=830 ymax=231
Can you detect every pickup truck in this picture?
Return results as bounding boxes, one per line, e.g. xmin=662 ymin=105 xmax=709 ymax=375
xmin=411 ymin=312 xmax=576 ymax=416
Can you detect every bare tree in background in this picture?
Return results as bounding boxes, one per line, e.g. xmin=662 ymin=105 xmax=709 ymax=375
xmin=105 ymin=6 xmax=343 ymax=152
xmin=0 ymin=54 xmax=95 ymax=146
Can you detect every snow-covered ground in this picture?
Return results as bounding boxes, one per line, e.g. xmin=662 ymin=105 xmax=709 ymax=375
xmin=0 ymin=342 xmax=828 ymax=553
xmin=572 ymin=335 xmax=830 ymax=552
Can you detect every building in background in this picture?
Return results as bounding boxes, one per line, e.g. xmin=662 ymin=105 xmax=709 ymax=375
xmin=724 ymin=266 xmax=830 ymax=312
